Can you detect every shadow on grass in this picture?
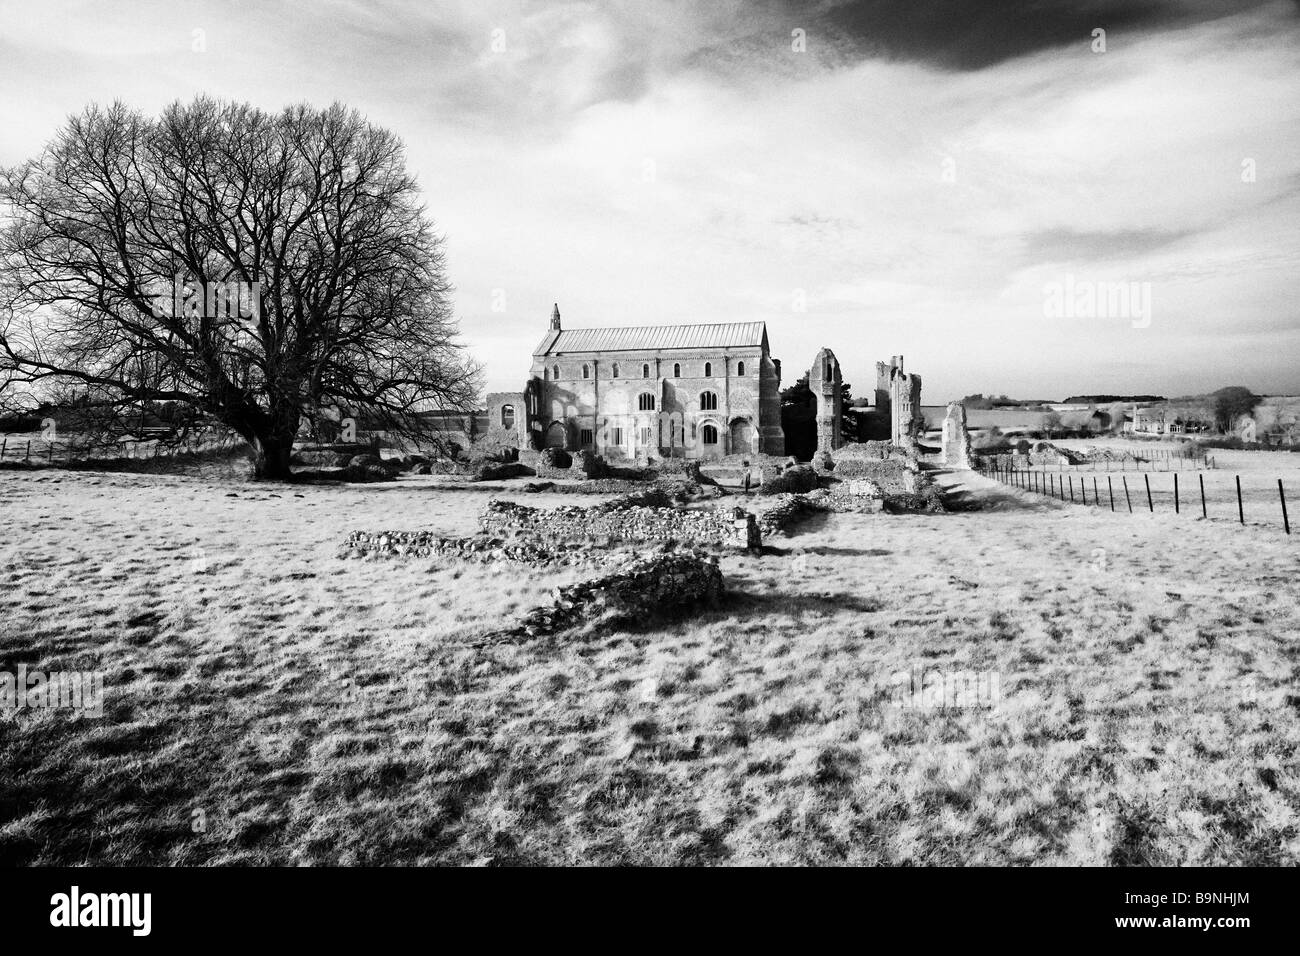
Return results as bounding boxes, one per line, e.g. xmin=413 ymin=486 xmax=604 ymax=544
xmin=763 ymin=544 xmax=892 ymax=558
xmin=716 ymin=587 xmax=885 ymax=621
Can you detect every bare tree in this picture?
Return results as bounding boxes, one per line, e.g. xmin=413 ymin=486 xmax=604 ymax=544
xmin=0 ymin=97 xmax=480 ymax=479
xmin=1042 ymin=409 xmax=1063 ymax=439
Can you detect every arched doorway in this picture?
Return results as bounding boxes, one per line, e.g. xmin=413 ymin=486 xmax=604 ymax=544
xmin=698 ymin=419 xmax=722 ymax=459
xmin=729 ymin=418 xmax=754 ymax=455
xmin=544 ymin=421 xmax=569 ymax=449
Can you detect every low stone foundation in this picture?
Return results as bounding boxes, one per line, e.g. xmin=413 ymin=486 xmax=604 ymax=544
xmin=513 ymin=550 xmax=724 ymax=636
xmin=756 ymin=494 xmax=825 ymax=535
xmin=473 ymin=461 xmax=534 ymax=481
xmin=834 ymin=440 xmax=905 ymax=461
xmin=756 ymin=487 xmax=887 ymax=535
xmin=826 ymin=457 xmax=918 ymax=493
xmin=339 ymin=531 xmax=601 ymax=568
xmin=480 ymin=498 xmax=760 ymax=549
xmin=756 ymin=463 xmax=819 ymax=496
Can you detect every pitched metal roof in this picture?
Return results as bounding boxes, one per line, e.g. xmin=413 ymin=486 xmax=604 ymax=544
xmin=534 ymin=322 xmax=767 ymax=356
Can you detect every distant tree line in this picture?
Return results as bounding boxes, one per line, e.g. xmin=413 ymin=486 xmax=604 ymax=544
xmin=1061 ymin=394 xmax=1166 ymax=404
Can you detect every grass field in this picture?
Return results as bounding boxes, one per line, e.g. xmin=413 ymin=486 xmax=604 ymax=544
xmin=1 ymin=463 xmax=1298 ymax=865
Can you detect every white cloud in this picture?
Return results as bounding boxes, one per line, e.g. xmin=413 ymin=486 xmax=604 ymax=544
xmin=1 ymin=0 xmax=1297 ymax=400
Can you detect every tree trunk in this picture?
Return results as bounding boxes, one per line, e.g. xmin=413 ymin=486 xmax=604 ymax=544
xmin=250 ymin=432 xmax=295 ymax=481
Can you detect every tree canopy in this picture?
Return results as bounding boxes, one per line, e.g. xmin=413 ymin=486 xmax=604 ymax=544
xmin=0 ymin=97 xmax=480 ymax=478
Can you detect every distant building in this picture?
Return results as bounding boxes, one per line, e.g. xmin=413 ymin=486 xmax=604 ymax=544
xmin=479 ymin=304 xmax=923 ymax=461
xmin=1125 ymin=405 xmax=1183 ymax=436
xmin=489 ymin=304 xmax=785 ymax=460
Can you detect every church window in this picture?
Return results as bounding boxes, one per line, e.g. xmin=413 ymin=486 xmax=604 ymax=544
xmin=642 ymin=363 xmax=650 ymax=378
xmin=501 ymin=405 xmax=515 ymax=429
xmin=737 ymin=361 xmax=745 ymax=376
xmin=638 ymin=393 xmax=655 ymax=411
xmin=612 ymin=363 xmax=620 ymax=377
xmin=700 ymin=391 xmax=718 ymax=411
xmin=702 ymin=424 xmax=718 ymax=445
xmin=673 ymin=363 xmax=681 ymax=377
xmin=704 ymin=362 xmax=712 ymax=377
xmin=582 ymin=364 xmax=590 ymax=379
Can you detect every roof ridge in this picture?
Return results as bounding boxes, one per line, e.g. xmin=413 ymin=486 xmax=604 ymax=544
xmin=554 ymin=320 xmax=763 ymax=331
xmin=535 ymin=321 xmax=768 ymax=356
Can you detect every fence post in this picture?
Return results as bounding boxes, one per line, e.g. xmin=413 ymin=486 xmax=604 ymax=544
xmin=1069 ymin=475 xmax=1075 ymax=503
xmin=1174 ymin=472 xmax=1179 ymax=514
xmin=1093 ymin=476 xmax=1099 ymax=507
xmin=1199 ymin=473 xmax=1207 ymax=519
xmin=1281 ymin=480 xmax=1291 ymax=535
xmin=1 ymin=437 xmax=6 ymax=460
xmin=1081 ymin=477 xmax=1087 ymax=505
xmin=1123 ymin=476 xmax=1132 ymax=513
xmin=1107 ymin=476 xmax=1115 ymax=512
xmin=1144 ymin=473 xmax=1153 ymax=512
xmin=1236 ymin=475 xmax=1244 ymax=525
xmin=25 ymin=440 xmax=30 ymax=462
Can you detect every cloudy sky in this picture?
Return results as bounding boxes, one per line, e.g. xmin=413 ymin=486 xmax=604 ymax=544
xmin=1 ymin=0 xmax=1298 ymax=402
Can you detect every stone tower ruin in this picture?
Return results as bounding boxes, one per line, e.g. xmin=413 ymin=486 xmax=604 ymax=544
xmin=809 ymin=347 xmax=843 ymax=454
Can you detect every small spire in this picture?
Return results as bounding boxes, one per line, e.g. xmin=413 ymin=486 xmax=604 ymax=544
xmin=550 ymin=302 xmax=561 ymax=330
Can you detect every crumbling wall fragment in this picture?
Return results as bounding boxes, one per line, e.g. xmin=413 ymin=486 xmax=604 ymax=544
xmin=941 ymin=402 xmax=975 ymax=469
xmin=513 ymin=551 xmax=724 ymax=636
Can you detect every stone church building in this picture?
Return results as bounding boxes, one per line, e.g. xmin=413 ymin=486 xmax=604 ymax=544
xmin=486 ymin=304 xmax=919 ymax=461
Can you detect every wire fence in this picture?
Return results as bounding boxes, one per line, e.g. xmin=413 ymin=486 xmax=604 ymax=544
xmin=0 ymin=432 xmax=243 ymax=467
xmin=977 ymin=460 xmax=1291 ymax=535
xmin=983 ymin=447 xmax=1215 ymax=473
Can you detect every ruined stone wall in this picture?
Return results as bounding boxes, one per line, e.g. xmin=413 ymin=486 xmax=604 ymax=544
xmin=518 ymin=447 xmax=575 ymax=479
xmin=874 ymin=356 xmax=922 ymax=446
xmin=485 ymin=391 xmax=528 ymax=449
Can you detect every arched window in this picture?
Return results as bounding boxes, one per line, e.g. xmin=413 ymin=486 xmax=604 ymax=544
xmin=673 ymin=363 xmax=681 ymax=378
xmin=638 ymin=393 xmax=655 ymax=411
xmin=702 ymin=424 xmax=718 ymax=445
xmin=737 ymin=361 xmax=745 ymax=376
xmin=612 ymin=363 xmax=620 ymax=378
xmin=582 ymin=364 xmax=590 ymax=379
xmin=642 ymin=363 xmax=650 ymax=378
xmin=704 ymin=361 xmax=712 ymax=377
xmin=501 ymin=405 xmax=515 ymax=429
xmin=552 ymin=365 xmax=559 ymax=380
xmin=700 ymin=391 xmax=718 ymax=411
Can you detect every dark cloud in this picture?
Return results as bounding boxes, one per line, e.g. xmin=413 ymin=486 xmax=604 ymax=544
xmin=777 ymin=0 xmax=1289 ymax=70
xmin=1021 ymin=227 xmax=1197 ymax=266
